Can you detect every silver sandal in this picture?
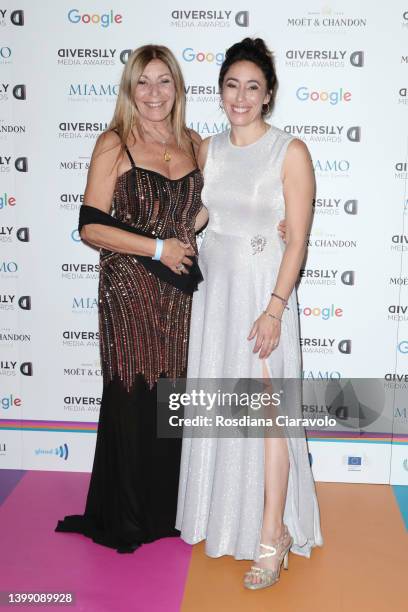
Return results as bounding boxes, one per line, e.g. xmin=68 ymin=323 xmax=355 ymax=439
xmin=244 ymin=524 xmax=293 ymax=590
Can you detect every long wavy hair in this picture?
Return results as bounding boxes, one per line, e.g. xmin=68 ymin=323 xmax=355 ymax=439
xmin=109 ymin=44 xmax=192 ymax=156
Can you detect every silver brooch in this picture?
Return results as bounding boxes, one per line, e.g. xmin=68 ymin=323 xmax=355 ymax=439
xmin=251 ymin=234 xmax=267 ymax=254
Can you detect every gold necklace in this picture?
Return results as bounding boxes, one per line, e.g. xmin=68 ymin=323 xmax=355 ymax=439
xmin=142 ymin=126 xmax=172 ymax=162
xmin=161 ymin=139 xmax=171 ymax=162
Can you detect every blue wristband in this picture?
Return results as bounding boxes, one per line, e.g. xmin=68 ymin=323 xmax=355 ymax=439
xmin=152 ymin=238 xmax=164 ymax=261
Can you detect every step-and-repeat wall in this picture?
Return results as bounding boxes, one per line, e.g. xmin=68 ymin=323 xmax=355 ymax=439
xmin=1 ymin=1 xmax=407 ymax=484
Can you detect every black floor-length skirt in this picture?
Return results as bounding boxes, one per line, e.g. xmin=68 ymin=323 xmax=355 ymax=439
xmin=55 ymin=374 xmax=181 ymax=553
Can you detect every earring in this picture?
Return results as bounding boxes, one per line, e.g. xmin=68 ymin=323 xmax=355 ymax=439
xmin=262 ymin=102 xmax=270 ymax=114
xmin=219 ymin=99 xmax=224 ymax=111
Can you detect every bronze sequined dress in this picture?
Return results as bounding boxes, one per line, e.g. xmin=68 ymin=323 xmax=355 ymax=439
xmin=55 ymin=144 xmax=203 ymax=553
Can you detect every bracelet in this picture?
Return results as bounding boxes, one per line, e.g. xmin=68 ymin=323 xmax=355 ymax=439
xmin=263 ymin=310 xmax=282 ymax=322
xmin=271 ymin=292 xmax=289 ymax=310
xmin=152 ymin=238 xmax=164 ymax=261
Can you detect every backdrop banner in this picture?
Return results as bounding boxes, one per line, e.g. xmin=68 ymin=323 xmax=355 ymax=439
xmin=0 ymin=0 xmax=407 ymax=484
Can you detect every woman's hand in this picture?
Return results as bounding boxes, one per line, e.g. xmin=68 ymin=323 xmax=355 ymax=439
xmin=277 ymin=218 xmax=287 ymax=242
xmin=161 ymin=238 xmax=195 ymax=275
xmin=248 ymin=312 xmax=281 ymax=359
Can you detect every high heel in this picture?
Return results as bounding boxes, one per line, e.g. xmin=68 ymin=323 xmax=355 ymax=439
xmin=243 ymin=524 xmax=293 ymax=590
xmin=283 ymin=549 xmax=289 ymax=570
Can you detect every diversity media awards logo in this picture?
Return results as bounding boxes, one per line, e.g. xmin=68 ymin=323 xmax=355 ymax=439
xmin=170 ymin=10 xmax=249 ymax=28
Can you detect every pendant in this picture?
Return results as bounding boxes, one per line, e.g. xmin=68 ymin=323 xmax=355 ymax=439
xmin=164 ymin=150 xmax=171 ymax=162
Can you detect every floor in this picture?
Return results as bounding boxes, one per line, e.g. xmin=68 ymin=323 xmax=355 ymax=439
xmin=0 ymin=469 xmax=407 ymax=612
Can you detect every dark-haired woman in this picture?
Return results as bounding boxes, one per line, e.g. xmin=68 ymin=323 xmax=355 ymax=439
xmin=176 ymin=38 xmax=323 ymax=589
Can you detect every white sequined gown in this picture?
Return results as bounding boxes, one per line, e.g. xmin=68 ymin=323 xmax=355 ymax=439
xmin=176 ymin=125 xmax=323 ymax=560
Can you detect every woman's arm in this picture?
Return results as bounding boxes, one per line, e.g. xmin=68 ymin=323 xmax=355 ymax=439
xmin=265 ymin=138 xmax=314 ymax=315
xmin=248 ymin=139 xmax=314 ymax=358
xmin=80 ymin=130 xmax=155 ymax=255
xmin=194 ymin=137 xmax=210 ymax=231
xmin=80 ymin=131 xmax=194 ymax=273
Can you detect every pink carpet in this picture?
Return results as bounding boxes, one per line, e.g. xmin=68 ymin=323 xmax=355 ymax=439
xmin=0 ymin=471 xmax=192 ymax=611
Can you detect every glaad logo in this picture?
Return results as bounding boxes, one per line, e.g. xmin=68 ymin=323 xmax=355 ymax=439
xmin=296 ymin=86 xmax=351 ymax=104
xmin=170 ymin=10 xmax=249 ymax=28
xmin=0 ymin=294 xmax=31 ymax=311
xmin=0 ymin=226 xmax=29 ymax=242
xmin=313 ymin=198 xmax=358 ymax=216
xmin=284 ymin=125 xmax=360 ymax=144
xmin=67 ymin=9 xmax=122 ymax=27
xmin=0 ymin=84 xmax=26 ymax=102
xmin=0 ymin=9 xmax=24 ymax=26
xmin=301 ymin=338 xmax=352 ymax=354
xmin=285 ymin=50 xmax=364 ymax=68
xmin=0 ymin=361 xmax=33 ymax=376
xmin=71 ymin=229 xmax=81 ymax=242
xmin=0 ymin=156 xmax=28 ymax=172
xmin=299 ymin=269 xmax=355 ymax=286
xmin=35 ymin=443 xmax=69 ymax=460
xmin=182 ymin=48 xmax=225 ymax=66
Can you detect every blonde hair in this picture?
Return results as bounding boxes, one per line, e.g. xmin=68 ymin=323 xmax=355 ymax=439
xmin=109 ymin=44 xmax=192 ymax=156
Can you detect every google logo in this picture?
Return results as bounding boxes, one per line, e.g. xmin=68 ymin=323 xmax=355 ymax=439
xmin=182 ymin=48 xmax=225 ymax=66
xmin=298 ymin=304 xmax=343 ymax=320
xmin=67 ymin=9 xmax=122 ymax=28
xmin=1 ymin=394 xmax=21 ymax=409
xmin=296 ymin=86 xmax=352 ymax=105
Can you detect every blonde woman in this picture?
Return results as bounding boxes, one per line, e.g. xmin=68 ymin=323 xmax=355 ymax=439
xmin=55 ymin=45 xmax=207 ymax=553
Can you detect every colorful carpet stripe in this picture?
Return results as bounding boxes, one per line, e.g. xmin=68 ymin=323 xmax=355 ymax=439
xmin=1 ymin=419 xmax=407 ymax=444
